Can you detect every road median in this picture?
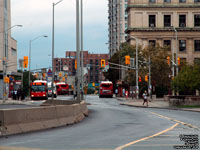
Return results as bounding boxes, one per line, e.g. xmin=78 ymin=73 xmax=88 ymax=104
xmin=0 ymin=101 xmax=88 ymax=136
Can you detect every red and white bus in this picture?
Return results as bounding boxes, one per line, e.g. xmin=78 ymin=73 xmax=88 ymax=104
xmin=99 ymin=81 xmax=113 ymax=98
xmin=30 ymin=80 xmax=48 ymax=100
xmin=56 ymin=82 xmax=69 ymax=95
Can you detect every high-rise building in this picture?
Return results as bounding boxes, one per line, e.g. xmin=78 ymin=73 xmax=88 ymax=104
xmin=54 ymin=51 xmax=109 ymax=84
xmin=0 ymin=0 xmax=18 ymax=99
xmin=108 ymin=0 xmax=128 ymax=56
xmin=126 ymin=0 xmax=200 ymax=64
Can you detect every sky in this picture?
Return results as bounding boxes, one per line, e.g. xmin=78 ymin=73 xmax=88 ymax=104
xmin=11 ymin=0 xmax=109 ymax=70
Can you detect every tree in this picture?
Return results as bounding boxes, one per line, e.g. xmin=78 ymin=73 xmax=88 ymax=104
xmin=172 ymin=64 xmax=200 ymax=95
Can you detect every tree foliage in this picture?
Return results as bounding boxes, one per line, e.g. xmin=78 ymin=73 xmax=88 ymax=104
xmin=172 ymin=64 xmax=200 ymax=95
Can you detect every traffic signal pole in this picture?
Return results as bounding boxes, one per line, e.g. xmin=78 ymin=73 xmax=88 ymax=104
xmin=76 ymin=0 xmax=81 ymax=102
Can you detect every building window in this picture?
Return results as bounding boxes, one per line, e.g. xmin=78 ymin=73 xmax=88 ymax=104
xmin=179 ymin=15 xmax=186 ymax=27
xmin=11 ymin=48 xmax=17 ymax=56
xmin=194 ymin=15 xmax=200 ymax=27
xmin=179 ymin=40 xmax=186 ymax=52
xmin=149 ymin=0 xmax=156 ymax=2
xmin=164 ymin=0 xmax=171 ymax=2
xmin=179 ymin=0 xmax=186 ymax=2
xmin=164 ymin=40 xmax=171 ymax=50
xmin=194 ymin=40 xmax=200 ymax=51
xmin=164 ymin=15 xmax=171 ymax=27
xmin=149 ymin=40 xmax=156 ymax=47
xmin=149 ymin=15 xmax=156 ymax=27
xmin=194 ymin=0 xmax=200 ymax=2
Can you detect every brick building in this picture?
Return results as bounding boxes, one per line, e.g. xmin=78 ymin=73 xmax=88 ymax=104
xmin=54 ymin=51 xmax=109 ymax=84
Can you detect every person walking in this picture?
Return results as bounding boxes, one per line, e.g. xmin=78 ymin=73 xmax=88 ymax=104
xmin=142 ymin=90 xmax=148 ymax=107
xmin=122 ymin=88 xmax=125 ymax=97
xmin=17 ymin=89 xmax=21 ymax=100
xmin=125 ymin=90 xmax=128 ymax=100
xmin=115 ymin=88 xmax=118 ymax=97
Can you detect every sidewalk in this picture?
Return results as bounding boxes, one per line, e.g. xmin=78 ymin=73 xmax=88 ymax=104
xmin=117 ymin=97 xmax=200 ymax=113
xmin=0 ymin=98 xmax=40 ymax=107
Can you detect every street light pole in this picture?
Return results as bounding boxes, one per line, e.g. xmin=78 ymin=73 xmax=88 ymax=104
xmin=2 ymin=24 xmax=22 ymax=102
xmin=52 ymin=0 xmax=63 ymax=100
xmin=76 ymin=0 xmax=81 ymax=102
xmin=174 ymin=27 xmax=178 ymax=75
xmin=129 ymin=36 xmax=139 ymax=99
xmin=80 ymin=0 xmax=84 ymax=100
xmin=28 ymin=35 xmax=48 ymax=97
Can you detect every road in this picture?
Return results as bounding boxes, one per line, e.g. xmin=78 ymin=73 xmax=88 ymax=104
xmin=0 ymin=95 xmax=199 ymax=150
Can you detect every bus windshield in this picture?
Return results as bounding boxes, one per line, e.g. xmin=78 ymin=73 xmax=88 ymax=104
xmin=101 ymin=84 xmax=112 ymax=88
xmin=31 ymin=85 xmax=46 ymax=92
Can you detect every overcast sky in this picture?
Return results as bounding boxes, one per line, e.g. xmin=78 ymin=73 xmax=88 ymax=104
xmin=11 ymin=0 xmax=108 ymax=70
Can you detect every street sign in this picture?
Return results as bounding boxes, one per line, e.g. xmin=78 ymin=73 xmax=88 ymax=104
xmin=63 ymin=65 xmax=69 ymax=71
xmin=47 ymin=69 xmax=52 ymax=76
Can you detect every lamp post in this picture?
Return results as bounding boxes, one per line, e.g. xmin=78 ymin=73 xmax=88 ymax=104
xmin=2 ymin=24 xmax=23 ymax=102
xmin=173 ymin=26 xmax=178 ymax=75
xmin=28 ymin=35 xmax=48 ymax=96
xmin=52 ymin=0 xmax=64 ymax=100
xmin=80 ymin=0 xmax=84 ymax=100
xmin=129 ymin=35 xmax=139 ymax=99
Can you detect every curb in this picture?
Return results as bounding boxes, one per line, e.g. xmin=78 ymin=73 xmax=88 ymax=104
xmin=120 ymin=103 xmax=200 ymax=113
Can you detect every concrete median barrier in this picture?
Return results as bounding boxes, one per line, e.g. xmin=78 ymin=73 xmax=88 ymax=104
xmin=0 ymin=101 xmax=88 ymax=136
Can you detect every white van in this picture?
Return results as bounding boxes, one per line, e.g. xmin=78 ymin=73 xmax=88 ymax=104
xmin=47 ymin=82 xmax=57 ymax=98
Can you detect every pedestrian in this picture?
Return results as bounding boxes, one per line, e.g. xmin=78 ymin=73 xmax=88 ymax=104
xmin=17 ymin=89 xmax=21 ymax=100
xmin=13 ymin=89 xmax=17 ymax=100
xmin=115 ymin=88 xmax=118 ymax=97
xmin=21 ymin=90 xmax=25 ymax=100
xmin=125 ymin=90 xmax=128 ymax=100
xmin=122 ymin=88 xmax=125 ymax=97
xmin=142 ymin=90 xmax=148 ymax=106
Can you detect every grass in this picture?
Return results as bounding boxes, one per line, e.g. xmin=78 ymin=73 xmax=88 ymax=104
xmin=177 ymin=105 xmax=200 ymax=108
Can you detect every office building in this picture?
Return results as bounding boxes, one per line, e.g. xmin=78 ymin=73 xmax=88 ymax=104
xmin=0 ymin=0 xmax=18 ymax=99
xmin=126 ymin=0 xmax=200 ymax=64
xmin=108 ymin=0 xmax=128 ymax=56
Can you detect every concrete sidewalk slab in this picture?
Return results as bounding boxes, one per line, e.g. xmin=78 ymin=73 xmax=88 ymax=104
xmin=116 ymin=97 xmax=200 ymax=113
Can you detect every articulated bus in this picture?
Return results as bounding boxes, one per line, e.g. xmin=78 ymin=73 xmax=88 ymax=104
xmin=30 ymin=80 xmax=48 ymax=100
xmin=99 ymin=81 xmax=113 ymax=98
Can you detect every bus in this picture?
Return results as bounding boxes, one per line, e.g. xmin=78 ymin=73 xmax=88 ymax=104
xmin=56 ymin=82 xmax=69 ymax=95
xmin=99 ymin=81 xmax=113 ymax=98
xmin=30 ymin=80 xmax=48 ymax=100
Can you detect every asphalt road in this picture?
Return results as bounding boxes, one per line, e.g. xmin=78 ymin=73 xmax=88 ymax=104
xmin=0 ymin=95 xmax=199 ymax=150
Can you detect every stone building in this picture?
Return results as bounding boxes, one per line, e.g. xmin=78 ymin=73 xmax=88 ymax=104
xmin=0 ymin=0 xmax=18 ymax=99
xmin=126 ymin=0 xmax=200 ymax=64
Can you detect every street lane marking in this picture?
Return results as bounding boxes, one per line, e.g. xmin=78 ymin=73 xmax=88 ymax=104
xmin=114 ymin=123 xmax=179 ymax=150
xmin=149 ymin=111 xmax=199 ymax=130
xmin=0 ymin=147 xmax=44 ymax=150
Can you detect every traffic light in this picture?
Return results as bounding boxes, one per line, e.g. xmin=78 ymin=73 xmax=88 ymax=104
xmin=125 ymin=55 xmax=130 ymax=65
xmin=35 ymin=72 xmax=38 ymax=79
xmin=23 ymin=56 xmax=28 ymax=68
xmin=4 ymin=77 xmax=9 ymax=83
xmin=177 ymin=57 xmax=180 ymax=66
xmin=65 ymin=73 xmax=68 ymax=78
xmin=145 ymin=75 xmax=148 ymax=82
xmin=167 ymin=56 xmax=170 ymax=66
xmin=101 ymin=59 xmax=105 ymax=68
xmin=75 ymin=59 xmax=77 ymax=70
xmin=62 ymin=77 xmax=65 ymax=82
xmin=42 ymin=73 xmax=46 ymax=78
xmin=59 ymin=72 xmax=62 ymax=78
xmin=92 ymin=82 xmax=95 ymax=87
xmin=139 ymin=76 xmax=142 ymax=82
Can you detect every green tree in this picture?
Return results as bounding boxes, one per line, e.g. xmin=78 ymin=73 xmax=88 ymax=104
xmin=172 ymin=64 xmax=200 ymax=95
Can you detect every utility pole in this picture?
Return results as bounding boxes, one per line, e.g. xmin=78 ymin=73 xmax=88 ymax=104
xmin=76 ymin=0 xmax=81 ymax=102
xmin=148 ymin=56 xmax=151 ymax=98
xmin=52 ymin=0 xmax=63 ymax=100
xmin=80 ymin=0 xmax=84 ymax=100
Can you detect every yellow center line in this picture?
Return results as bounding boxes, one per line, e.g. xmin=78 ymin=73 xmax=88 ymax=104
xmin=114 ymin=123 xmax=179 ymax=150
xmin=149 ymin=111 xmax=199 ymax=129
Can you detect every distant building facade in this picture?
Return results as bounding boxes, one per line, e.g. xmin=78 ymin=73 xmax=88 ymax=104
xmin=53 ymin=51 xmax=109 ymax=84
xmin=126 ymin=0 xmax=200 ymax=64
xmin=0 ymin=0 xmax=18 ymax=99
xmin=108 ymin=0 xmax=128 ymax=56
